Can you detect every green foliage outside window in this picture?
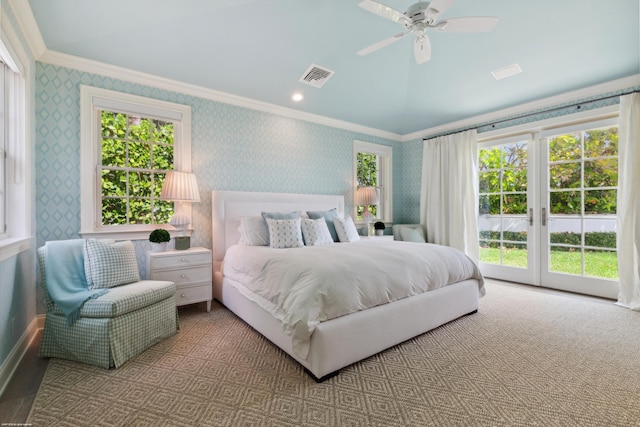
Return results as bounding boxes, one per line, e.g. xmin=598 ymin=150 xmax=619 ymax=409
xmin=100 ymin=111 xmax=175 ymax=226
xmin=356 ymin=152 xmax=378 ymax=219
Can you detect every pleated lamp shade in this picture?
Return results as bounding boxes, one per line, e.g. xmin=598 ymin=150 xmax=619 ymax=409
xmin=160 ymin=171 xmax=200 ymax=230
xmin=355 ymin=186 xmax=379 ymax=206
xmin=160 ymin=171 xmax=201 ymax=203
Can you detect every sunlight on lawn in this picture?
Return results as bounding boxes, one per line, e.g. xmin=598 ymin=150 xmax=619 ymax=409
xmin=479 ymin=247 xmax=618 ymax=279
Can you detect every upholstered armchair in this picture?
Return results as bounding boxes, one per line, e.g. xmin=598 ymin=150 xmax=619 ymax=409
xmin=392 ymin=224 xmax=427 ymax=242
xmin=37 ymin=239 xmax=178 ymax=368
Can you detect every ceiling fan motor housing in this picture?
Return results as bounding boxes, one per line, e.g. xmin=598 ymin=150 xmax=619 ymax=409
xmin=404 ymin=1 xmax=437 ymax=29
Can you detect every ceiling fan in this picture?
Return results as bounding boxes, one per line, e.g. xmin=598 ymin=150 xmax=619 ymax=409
xmin=357 ymin=0 xmax=499 ymax=64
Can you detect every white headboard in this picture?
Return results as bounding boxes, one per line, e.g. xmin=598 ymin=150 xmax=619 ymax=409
xmin=211 ymin=191 xmax=345 ymax=270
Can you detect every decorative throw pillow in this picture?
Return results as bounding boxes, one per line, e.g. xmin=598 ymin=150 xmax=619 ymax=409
xmin=400 ymin=226 xmax=426 ymax=243
xmin=265 ymin=218 xmax=304 ymax=249
xmin=301 ymin=217 xmax=334 ymax=246
xmin=261 ymin=211 xmax=300 ymax=221
xmin=84 ymin=239 xmax=140 ymax=289
xmin=333 ymin=216 xmax=361 ymax=243
xmin=238 ymin=215 xmax=269 ymax=246
xmin=307 ymin=208 xmax=340 ymax=242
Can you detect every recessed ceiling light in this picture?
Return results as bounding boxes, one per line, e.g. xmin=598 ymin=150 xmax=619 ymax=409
xmin=491 ymin=63 xmax=522 ymax=80
xmin=292 ymin=93 xmax=304 ymax=102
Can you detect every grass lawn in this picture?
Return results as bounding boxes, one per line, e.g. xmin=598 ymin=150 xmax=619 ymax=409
xmin=480 ymin=247 xmax=618 ymax=279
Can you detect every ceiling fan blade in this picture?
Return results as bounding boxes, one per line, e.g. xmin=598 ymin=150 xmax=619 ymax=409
xmin=357 ymin=31 xmax=411 ymax=56
xmin=426 ymin=0 xmax=455 ymax=16
xmin=436 ymin=17 xmax=499 ymax=33
xmin=358 ymin=0 xmax=409 ymax=24
xmin=414 ymin=36 xmax=431 ymax=64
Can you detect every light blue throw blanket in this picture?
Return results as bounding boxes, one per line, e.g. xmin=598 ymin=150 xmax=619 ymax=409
xmin=45 ymin=239 xmax=108 ymax=325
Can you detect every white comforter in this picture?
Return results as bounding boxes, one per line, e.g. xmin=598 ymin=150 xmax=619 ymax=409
xmin=223 ymin=239 xmax=484 ymax=359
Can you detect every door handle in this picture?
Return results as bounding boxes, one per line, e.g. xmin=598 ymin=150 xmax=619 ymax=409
xmin=529 ymin=208 xmax=533 ymax=226
xmin=541 ymin=208 xmax=547 ymax=226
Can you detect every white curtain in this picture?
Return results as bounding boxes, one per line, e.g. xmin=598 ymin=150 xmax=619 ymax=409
xmin=616 ymin=93 xmax=640 ymax=310
xmin=420 ymin=129 xmax=479 ymax=262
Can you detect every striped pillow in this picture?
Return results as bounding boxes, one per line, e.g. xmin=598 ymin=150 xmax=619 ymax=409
xmin=84 ymin=239 xmax=140 ymax=289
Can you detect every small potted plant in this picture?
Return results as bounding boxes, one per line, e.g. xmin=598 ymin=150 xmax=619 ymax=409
xmin=149 ymin=229 xmax=170 ymax=252
xmin=374 ymin=221 xmax=385 ymax=236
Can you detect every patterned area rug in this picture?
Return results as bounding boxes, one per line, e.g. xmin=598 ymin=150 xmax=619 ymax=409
xmin=27 ymin=281 xmax=640 ymax=426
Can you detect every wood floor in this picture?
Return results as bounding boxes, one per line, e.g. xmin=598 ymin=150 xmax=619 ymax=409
xmin=0 ymin=330 xmax=48 ymax=424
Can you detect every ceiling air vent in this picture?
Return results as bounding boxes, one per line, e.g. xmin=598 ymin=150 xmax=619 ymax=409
xmin=299 ymin=64 xmax=335 ymax=88
xmin=491 ymin=63 xmax=523 ymax=80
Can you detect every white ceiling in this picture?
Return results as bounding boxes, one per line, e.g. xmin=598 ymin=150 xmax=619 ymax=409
xmin=26 ymin=0 xmax=640 ymax=138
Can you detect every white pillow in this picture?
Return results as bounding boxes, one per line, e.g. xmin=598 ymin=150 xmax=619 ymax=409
xmin=301 ymin=217 xmax=334 ymax=246
xmin=333 ymin=216 xmax=360 ymax=243
xmin=265 ymin=218 xmax=304 ymax=249
xmin=84 ymin=239 xmax=140 ymax=289
xmin=238 ymin=216 xmax=269 ymax=246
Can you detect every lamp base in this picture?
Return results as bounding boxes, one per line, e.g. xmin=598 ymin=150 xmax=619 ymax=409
xmin=175 ymin=236 xmax=191 ymax=251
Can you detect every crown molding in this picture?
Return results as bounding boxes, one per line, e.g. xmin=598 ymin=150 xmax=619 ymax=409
xmin=37 ymin=49 xmax=404 ymax=142
xmin=7 ymin=0 xmax=46 ymax=59
xmin=9 ymin=0 xmax=637 ymax=144
xmin=404 ymin=74 xmax=640 ymax=141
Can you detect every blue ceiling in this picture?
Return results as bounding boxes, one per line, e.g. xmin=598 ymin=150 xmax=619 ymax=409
xmin=27 ymin=0 xmax=640 ymax=136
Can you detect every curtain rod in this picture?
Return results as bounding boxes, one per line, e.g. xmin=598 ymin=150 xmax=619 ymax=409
xmin=423 ymin=88 xmax=639 ymax=141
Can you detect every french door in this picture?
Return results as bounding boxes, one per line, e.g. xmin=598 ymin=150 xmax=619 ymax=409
xmin=478 ymin=118 xmax=620 ymax=299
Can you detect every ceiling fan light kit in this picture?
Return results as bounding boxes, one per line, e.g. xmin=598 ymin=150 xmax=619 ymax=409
xmin=357 ymin=0 xmax=499 ymax=64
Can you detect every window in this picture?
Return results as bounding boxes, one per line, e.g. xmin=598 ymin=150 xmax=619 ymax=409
xmin=0 ymin=49 xmax=27 ymax=248
xmin=81 ymin=86 xmax=192 ymax=239
xmin=353 ymin=140 xmax=392 ymax=222
xmin=0 ymin=63 xmax=6 ymax=239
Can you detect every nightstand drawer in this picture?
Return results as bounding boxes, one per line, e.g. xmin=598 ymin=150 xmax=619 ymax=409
xmin=175 ymin=283 xmax=212 ymax=306
xmin=150 ymin=252 xmax=211 ymax=270
xmin=151 ymin=266 xmax=212 ymax=285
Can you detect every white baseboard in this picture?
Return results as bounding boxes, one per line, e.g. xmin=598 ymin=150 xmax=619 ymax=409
xmin=0 ymin=315 xmax=44 ymax=398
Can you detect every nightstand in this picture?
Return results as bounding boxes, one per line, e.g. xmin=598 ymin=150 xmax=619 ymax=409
xmin=360 ymin=235 xmax=394 ymax=240
xmin=147 ymin=247 xmax=212 ymax=312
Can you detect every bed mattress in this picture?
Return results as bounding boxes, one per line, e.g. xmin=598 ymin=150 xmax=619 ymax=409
xmin=223 ymin=239 xmax=484 ymax=358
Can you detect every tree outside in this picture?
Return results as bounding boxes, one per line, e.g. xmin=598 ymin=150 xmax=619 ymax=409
xmin=101 ymin=111 xmax=175 ymax=226
xmin=478 ymin=125 xmax=618 ymax=279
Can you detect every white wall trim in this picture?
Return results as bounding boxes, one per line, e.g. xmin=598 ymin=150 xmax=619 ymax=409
xmin=0 ymin=315 xmax=41 ymax=399
xmin=10 ymin=0 xmax=639 ymax=144
xmin=6 ymin=0 xmax=47 ymax=59
xmin=0 ymin=236 xmax=31 ymax=262
xmin=403 ymin=74 xmax=640 ymax=142
xmin=40 ymin=50 xmax=404 ymax=142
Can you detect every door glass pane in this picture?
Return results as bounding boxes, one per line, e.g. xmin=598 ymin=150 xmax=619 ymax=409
xmin=584 ymin=250 xmax=618 ymax=279
xmin=478 ymin=141 xmax=528 ymax=269
xmin=549 ymin=246 xmax=583 ymax=275
xmin=546 ymin=125 xmax=618 ymax=280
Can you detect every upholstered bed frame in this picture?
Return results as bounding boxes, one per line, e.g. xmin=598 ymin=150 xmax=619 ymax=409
xmin=211 ymin=190 xmax=480 ymax=381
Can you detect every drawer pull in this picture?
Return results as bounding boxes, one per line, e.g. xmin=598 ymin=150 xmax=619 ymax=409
xmin=181 ymin=274 xmax=186 ymax=279
xmin=181 ymin=258 xmax=187 ymax=262
xmin=181 ymin=293 xmax=185 ymax=298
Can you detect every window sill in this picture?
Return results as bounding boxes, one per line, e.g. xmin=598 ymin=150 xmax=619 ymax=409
xmin=0 ymin=236 xmax=33 ymax=262
xmin=80 ymin=229 xmax=192 ymax=242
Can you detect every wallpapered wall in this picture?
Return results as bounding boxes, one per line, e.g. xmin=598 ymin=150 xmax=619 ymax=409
xmin=35 ymin=63 xmax=418 ymax=312
xmin=1 ymin=0 xmax=37 ymax=370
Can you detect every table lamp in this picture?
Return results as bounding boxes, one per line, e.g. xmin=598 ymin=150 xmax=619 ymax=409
xmin=160 ymin=171 xmax=200 ymax=250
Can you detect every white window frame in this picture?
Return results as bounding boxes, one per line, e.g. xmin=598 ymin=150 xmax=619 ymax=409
xmin=80 ymin=86 xmax=192 ymax=240
xmin=353 ymin=140 xmax=393 ymax=223
xmin=0 ymin=27 xmax=30 ymax=262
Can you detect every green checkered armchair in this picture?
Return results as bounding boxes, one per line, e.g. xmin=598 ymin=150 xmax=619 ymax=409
xmin=37 ymin=241 xmax=179 ymax=368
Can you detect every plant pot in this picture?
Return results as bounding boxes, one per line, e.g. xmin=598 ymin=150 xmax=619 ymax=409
xmin=375 ymin=229 xmax=384 ymax=236
xmin=151 ymin=242 xmax=167 ymax=252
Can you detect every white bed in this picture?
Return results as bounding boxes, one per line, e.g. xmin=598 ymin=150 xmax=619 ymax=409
xmin=212 ymin=190 xmax=484 ymax=381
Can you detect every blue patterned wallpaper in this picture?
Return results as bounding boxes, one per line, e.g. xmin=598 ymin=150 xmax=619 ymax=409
xmin=35 ymin=63 xmax=407 ymax=313
xmin=35 ymin=62 xmax=634 ymax=316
